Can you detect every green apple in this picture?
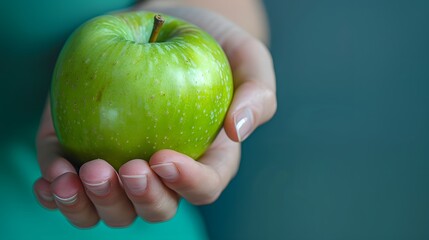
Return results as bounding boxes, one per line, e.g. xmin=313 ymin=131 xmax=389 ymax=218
xmin=51 ymin=11 xmax=233 ymax=169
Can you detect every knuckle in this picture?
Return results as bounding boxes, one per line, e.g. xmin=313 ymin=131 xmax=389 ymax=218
xmin=241 ymin=37 xmax=273 ymax=68
xmin=263 ymin=86 xmax=277 ymax=118
xmin=57 ymin=198 xmax=85 ymax=213
xmin=186 ymin=171 xmax=223 ymax=205
xmin=144 ymin=213 xmax=175 ymax=223
xmin=136 ymin=192 xmax=179 ymax=223
xmin=45 ymin=160 xmax=68 ymax=182
xmin=134 ymin=191 xmax=159 ymax=206
xmin=191 ymin=190 xmax=221 ymax=206
xmin=72 ymin=219 xmax=99 ymax=229
xmin=246 ymin=81 xmax=277 ymax=123
xmin=143 ymin=208 xmax=177 ymax=223
xmin=104 ymin=217 xmax=136 ymax=228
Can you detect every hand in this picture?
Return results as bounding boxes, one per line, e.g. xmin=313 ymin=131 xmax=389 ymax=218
xmin=33 ymin=7 xmax=276 ymax=228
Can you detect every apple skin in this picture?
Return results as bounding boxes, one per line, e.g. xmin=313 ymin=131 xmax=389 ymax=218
xmin=51 ymin=11 xmax=233 ymax=169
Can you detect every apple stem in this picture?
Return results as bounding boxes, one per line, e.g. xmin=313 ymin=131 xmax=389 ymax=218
xmin=149 ymin=15 xmax=165 ymax=43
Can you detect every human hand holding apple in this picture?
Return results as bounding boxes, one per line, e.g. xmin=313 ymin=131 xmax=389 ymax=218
xmin=51 ymin=12 xmax=233 ymax=169
xmin=34 ymin=8 xmax=276 ymax=228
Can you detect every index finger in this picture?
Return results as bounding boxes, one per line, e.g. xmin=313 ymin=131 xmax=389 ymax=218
xmin=149 ymin=129 xmax=241 ymax=205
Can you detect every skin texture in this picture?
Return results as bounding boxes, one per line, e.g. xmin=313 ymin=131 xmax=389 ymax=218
xmin=34 ymin=0 xmax=277 ymax=229
xmin=51 ymin=12 xmax=233 ymax=169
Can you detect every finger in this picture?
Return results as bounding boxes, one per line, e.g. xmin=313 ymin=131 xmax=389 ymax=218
xmin=223 ymin=38 xmax=277 ymax=142
xmin=33 ymin=177 xmax=57 ymax=209
xmin=149 ymin=130 xmax=240 ymax=205
xmin=79 ymin=159 xmax=136 ymax=227
xmin=36 ymin=102 xmax=77 ymax=182
xmin=119 ymin=160 xmax=179 ymax=222
xmin=192 ymin=12 xmax=277 ymax=142
xmin=37 ymin=136 xmax=77 ymax=181
xmin=50 ymin=172 xmax=99 ymax=228
xmin=224 ymin=80 xmax=277 ymax=142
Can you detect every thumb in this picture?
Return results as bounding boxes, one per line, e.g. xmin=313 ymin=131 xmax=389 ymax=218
xmin=224 ymin=39 xmax=277 ymax=142
xmin=224 ymin=80 xmax=277 ymax=142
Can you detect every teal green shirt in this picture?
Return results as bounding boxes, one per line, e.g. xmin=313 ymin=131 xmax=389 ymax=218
xmin=0 ymin=1 xmax=208 ymax=239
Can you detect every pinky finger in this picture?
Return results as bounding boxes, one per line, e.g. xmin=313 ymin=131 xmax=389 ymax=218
xmin=33 ymin=177 xmax=57 ymax=209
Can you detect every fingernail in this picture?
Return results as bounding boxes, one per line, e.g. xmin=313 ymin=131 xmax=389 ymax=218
xmin=83 ymin=180 xmax=110 ymax=196
xmin=121 ymin=174 xmax=148 ymax=195
xmin=151 ymin=163 xmax=179 ymax=182
xmin=53 ymin=193 xmax=78 ymax=206
xmin=39 ymin=191 xmax=54 ymax=202
xmin=234 ymin=108 xmax=254 ymax=142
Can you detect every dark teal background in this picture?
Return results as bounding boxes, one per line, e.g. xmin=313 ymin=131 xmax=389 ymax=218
xmin=1 ymin=0 xmax=428 ymax=239
xmin=200 ymin=0 xmax=429 ymax=239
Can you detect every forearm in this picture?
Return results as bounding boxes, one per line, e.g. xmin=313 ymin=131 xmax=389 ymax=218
xmin=136 ymin=0 xmax=269 ymax=44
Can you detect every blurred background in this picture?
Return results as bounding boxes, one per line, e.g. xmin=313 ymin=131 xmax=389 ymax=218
xmin=200 ymin=0 xmax=429 ymax=239
xmin=1 ymin=0 xmax=429 ymax=239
